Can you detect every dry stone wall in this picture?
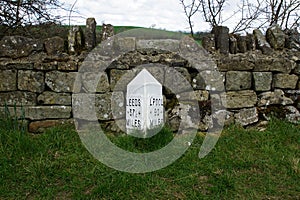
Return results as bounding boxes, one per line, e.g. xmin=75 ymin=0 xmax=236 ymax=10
xmin=0 ymin=21 xmax=299 ymax=133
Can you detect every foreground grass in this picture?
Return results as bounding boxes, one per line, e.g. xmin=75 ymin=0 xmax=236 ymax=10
xmin=0 ymin=119 xmax=299 ymax=199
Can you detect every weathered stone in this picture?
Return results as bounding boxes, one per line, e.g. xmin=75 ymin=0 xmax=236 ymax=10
xmin=110 ymin=69 xmax=136 ymax=91
xmin=68 ymin=26 xmax=84 ymax=54
xmin=221 ymin=90 xmax=257 ymax=109
xmin=85 ymin=18 xmax=97 ymax=50
xmin=0 ymin=91 xmax=36 ymax=106
xmin=266 ymin=25 xmax=286 ymax=50
xmin=4 ymin=61 xmax=34 ymax=70
xmin=167 ymin=102 xmax=199 ymax=130
xmin=101 ymin=24 xmax=114 ymax=42
xmin=229 ymin=35 xmax=237 ymax=54
xmin=145 ymin=65 xmax=165 ymax=85
xmin=202 ymin=34 xmax=215 ymax=52
xmin=212 ymin=26 xmax=229 ymax=54
xmin=0 ymin=70 xmax=17 ymax=91
xmin=136 ymin=39 xmax=180 ymax=52
xmin=254 ymin=57 xmax=294 ymax=73
xmin=177 ymin=90 xmax=209 ymax=102
xmin=253 ymin=72 xmax=272 ymax=91
xmin=285 ymin=28 xmax=300 ymax=50
xmin=81 ymin=72 xmax=110 ymax=93
xmin=257 ymin=89 xmax=294 ymax=106
xmin=285 ymin=106 xmax=300 ymax=124
xmin=18 ymin=70 xmax=44 ymax=93
xmin=164 ymin=66 xmax=192 ymax=94
xmin=34 ymin=62 xmax=57 ymax=70
xmin=246 ymin=33 xmax=256 ymax=51
xmin=29 ymin=119 xmax=74 ymax=133
xmin=294 ymin=62 xmax=300 ymax=75
xmin=44 ymin=36 xmax=65 ymax=55
xmin=58 ymin=61 xmax=78 ymax=71
xmin=235 ymin=107 xmax=258 ymax=126
xmin=218 ymin=55 xmax=255 ymax=71
xmin=72 ymin=93 xmax=112 ymax=120
xmin=226 ymin=71 xmax=252 ymax=91
xmin=253 ymin=29 xmax=273 ymax=54
xmin=193 ymin=70 xmax=225 ymax=91
xmin=25 ymin=106 xmax=72 ymax=120
xmin=237 ymin=35 xmax=247 ymax=53
xmin=38 ymin=91 xmax=71 ymax=105
xmin=45 ymin=71 xmax=77 ymax=92
xmin=0 ymin=36 xmax=42 ymax=58
xmin=114 ymin=37 xmax=136 ymax=52
xmin=111 ymin=91 xmax=125 ymax=119
xmin=274 ymin=74 xmax=298 ymax=89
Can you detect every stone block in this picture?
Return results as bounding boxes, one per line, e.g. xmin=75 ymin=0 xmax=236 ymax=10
xmin=45 ymin=71 xmax=77 ymax=92
xmin=274 ymin=74 xmax=298 ymax=89
xmin=165 ymin=67 xmax=192 ymax=94
xmin=0 ymin=91 xmax=36 ymax=106
xmin=44 ymin=36 xmax=65 ymax=55
xmin=253 ymin=29 xmax=273 ymax=55
xmin=253 ymin=72 xmax=272 ymax=91
xmin=0 ymin=36 xmax=43 ymax=58
xmin=114 ymin=37 xmax=136 ymax=52
xmin=18 ymin=70 xmax=45 ymax=93
xmin=110 ymin=69 xmax=136 ymax=91
xmin=226 ymin=71 xmax=252 ymax=91
xmin=72 ymin=93 xmax=112 ymax=121
xmin=100 ymin=24 xmax=114 ymax=42
xmin=25 ymin=106 xmax=72 ymax=120
xmin=34 ymin=62 xmax=57 ymax=70
xmin=266 ymin=25 xmax=286 ymax=50
xmin=58 ymin=61 xmax=78 ymax=71
xmin=212 ymin=26 xmax=229 ymax=54
xmin=229 ymin=35 xmax=237 ymax=54
xmin=237 ymin=35 xmax=247 ymax=53
xmin=257 ymin=89 xmax=293 ymax=106
xmin=193 ymin=70 xmax=225 ymax=91
xmin=253 ymin=57 xmax=293 ymax=73
xmin=221 ymin=90 xmax=257 ymax=109
xmin=0 ymin=70 xmax=17 ymax=91
xmin=136 ymin=39 xmax=180 ymax=52
xmin=38 ymin=91 xmax=71 ymax=105
xmin=177 ymin=90 xmax=209 ymax=102
xmin=85 ymin=18 xmax=97 ymax=50
xmin=80 ymin=72 xmax=110 ymax=93
xmin=68 ymin=26 xmax=84 ymax=54
xmin=235 ymin=107 xmax=258 ymax=126
xmin=202 ymin=34 xmax=215 ymax=52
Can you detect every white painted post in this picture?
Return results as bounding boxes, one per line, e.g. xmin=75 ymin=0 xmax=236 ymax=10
xmin=126 ymin=68 xmax=164 ymax=137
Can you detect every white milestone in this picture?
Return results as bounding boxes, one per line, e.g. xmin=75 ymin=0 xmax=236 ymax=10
xmin=126 ymin=68 xmax=164 ymax=137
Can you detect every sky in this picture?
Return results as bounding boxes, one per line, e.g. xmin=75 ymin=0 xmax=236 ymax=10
xmin=59 ymin=0 xmax=242 ymax=32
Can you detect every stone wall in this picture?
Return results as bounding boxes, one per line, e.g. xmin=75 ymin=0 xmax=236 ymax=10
xmin=0 ymin=22 xmax=299 ymax=133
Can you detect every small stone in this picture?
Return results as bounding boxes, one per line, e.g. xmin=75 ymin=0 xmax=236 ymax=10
xmin=18 ymin=70 xmax=45 ymax=93
xmin=29 ymin=119 xmax=74 ymax=133
xmin=0 ymin=91 xmax=36 ymax=106
xmin=266 ymin=25 xmax=286 ymax=50
xmin=45 ymin=71 xmax=77 ymax=92
xmin=235 ymin=107 xmax=258 ymax=126
xmin=85 ymin=18 xmax=97 ymax=50
xmin=38 ymin=91 xmax=71 ymax=105
xmin=0 ymin=70 xmax=17 ymax=91
xmin=44 ymin=36 xmax=65 ymax=55
xmin=258 ymin=89 xmax=294 ymax=106
xmin=274 ymin=74 xmax=298 ymax=89
xmin=226 ymin=71 xmax=252 ymax=91
xmin=221 ymin=90 xmax=257 ymax=109
xmin=253 ymin=72 xmax=272 ymax=91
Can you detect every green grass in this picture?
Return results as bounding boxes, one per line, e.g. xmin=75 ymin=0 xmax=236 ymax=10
xmin=0 ymin=119 xmax=299 ymax=199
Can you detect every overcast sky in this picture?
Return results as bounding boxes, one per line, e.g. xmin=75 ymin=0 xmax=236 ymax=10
xmin=61 ymin=0 xmax=241 ymax=32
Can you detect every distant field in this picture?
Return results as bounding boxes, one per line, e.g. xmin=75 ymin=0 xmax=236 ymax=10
xmin=0 ymin=117 xmax=299 ymax=199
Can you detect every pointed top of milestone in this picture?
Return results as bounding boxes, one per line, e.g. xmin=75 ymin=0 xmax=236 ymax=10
xmin=128 ymin=68 xmax=161 ymax=86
